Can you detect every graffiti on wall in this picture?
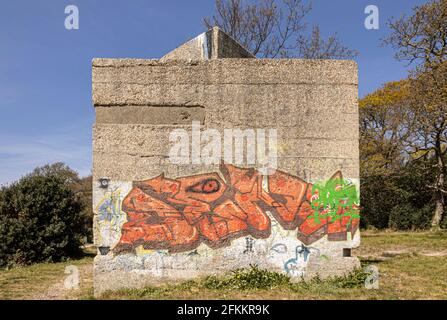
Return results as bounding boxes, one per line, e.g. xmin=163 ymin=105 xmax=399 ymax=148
xmin=95 ymin=190 xmax=128 ymax=247
xmin=113 ymin=164 xmax=359 ymax=254
xmin=283 ymin=244 xmax=319 ymax=276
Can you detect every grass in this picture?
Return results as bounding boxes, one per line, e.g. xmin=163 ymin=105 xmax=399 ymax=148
xmin=102 ymin=255 xmax=447 ymax=300
xmin=0 ymin=249 xmax=94 ymax=300
xmin=355 ymin=230 xmax=447 ymax=255
xmin=101 ymin=267 xmax=370 ymax=300
xmin=0 ymin=231 xmax=446 ymax=300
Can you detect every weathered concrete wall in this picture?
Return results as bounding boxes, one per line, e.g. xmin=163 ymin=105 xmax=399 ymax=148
xmin=92 ymin=57 xmax=360 ymax=295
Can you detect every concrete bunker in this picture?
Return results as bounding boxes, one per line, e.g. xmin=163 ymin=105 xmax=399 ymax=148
xmin=92 ymin=27 xmax=360 ymax=295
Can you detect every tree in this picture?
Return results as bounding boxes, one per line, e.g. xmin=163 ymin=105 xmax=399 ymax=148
xmin=296 ymin=26 xmax=357 ymax=59
xmin=77 ymin=175 xmax=93 ymax=242
xmin=0 ymin=169 xmax=85 ymax=267
xmin=360 ymin=70 xmax=447 ymax=230
xmin=29 ymin=162 xmax=93 ymax=241
xmin=204 ymin=0 xmax=357 ymax=59
xmin=384 ymin=0 xmax=447 ymax=228
xmin=359 ymin=80 xmax=411 ymax=177
xmin=359 ymin=80 xmax=416 ymax=230
xmin=360 ymin=159 xmax=436 ymax=231
xmin=30 ymin=162 xmax=80 ymax=185
xmin=384 ymin=0 xmax=447 ymax=68
xmin=406 ymin=62 xmax=447 ymax=228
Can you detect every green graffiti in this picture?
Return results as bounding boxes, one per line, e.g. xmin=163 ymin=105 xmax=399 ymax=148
xmin=308 ymin=177 xmax=360 ymax=227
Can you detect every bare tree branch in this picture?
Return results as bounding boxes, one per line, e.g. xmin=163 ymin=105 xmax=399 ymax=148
xmin=383 ymin=0 xmax=447 ymax=68
xmin=297 ymin=26 xmax=358 ymax=59
xmin=204 ymin=0 xmax=357 ymax=59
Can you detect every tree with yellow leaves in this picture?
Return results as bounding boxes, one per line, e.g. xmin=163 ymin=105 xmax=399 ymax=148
xmin=359 ymin=80 xmax=411 ymax=177
xmin=406 ymin=62 xmax=447 ymax=228
xmin=367 ymin=0 xmax=447 ymax=229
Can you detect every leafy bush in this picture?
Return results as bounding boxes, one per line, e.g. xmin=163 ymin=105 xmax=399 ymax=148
xmin=201 ymin=265 xmax=367 ymax=291
xmin=105 ymin=267 xmax=369 ymax=299
xmin=331 ymin=268 xmax=368 ymax=289
xmin=389 ymin=204 xmax=433 ymax=230
xmin=361 ymin=157 xmax=442 ymax=230
xmin=442 ymin=215 xmax=447 ymax=230
xmin=30 ymin=163 xmax=93 ymax=242
xmin=202 ymin=265 xmax=290 ymax=290
xmin=292 ymin=268 xmax=368 ymax=291
xmin=360 ymin=175 xmax=404 ymax=229
xmin=0 ymin=171 xmax=85 ymax=268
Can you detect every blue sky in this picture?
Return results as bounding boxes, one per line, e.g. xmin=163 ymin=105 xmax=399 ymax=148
xmin=0 ymin=0 xmax=427 ymax=185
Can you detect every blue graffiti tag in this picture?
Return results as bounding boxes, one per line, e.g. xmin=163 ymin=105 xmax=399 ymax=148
xmin=284 ymin=245 xmax=319 ymax=275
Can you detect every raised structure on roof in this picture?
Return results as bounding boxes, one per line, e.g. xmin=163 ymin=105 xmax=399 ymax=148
xmin=161 ymin=26 xmax=255 ymax=61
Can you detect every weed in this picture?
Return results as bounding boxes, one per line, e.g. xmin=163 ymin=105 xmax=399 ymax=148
xmin=202 ymin=265 xmax=290 ymax=290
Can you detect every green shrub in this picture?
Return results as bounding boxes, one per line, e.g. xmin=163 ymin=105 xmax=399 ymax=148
xmin=441 ymin=214 xmax=447 ymax=229
xmin=201 ymin=265 xmax=367 ymax=291
xmin=29 ymin=163 xmax=93 ymax=243
xmin=202 ymin=265 xmax=290 ymax=290
xmin=360 ymin=175 xmax=404 ymax=229
xmin=291 ymin=268 xmax=367 ymax=291
xmin=361 ymin=156 xmax=440 ymax=230
xmin=389 ymin=204 xmax=433 ymax=230
xmin=0 ymin=172 xmax=85 ymax=268
xmin=328 ymin=268 xmax=369 ymax=288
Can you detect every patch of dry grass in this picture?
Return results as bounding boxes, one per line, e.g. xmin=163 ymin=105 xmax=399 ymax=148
xmin=0 ymin=253 xmax=94 ymax=300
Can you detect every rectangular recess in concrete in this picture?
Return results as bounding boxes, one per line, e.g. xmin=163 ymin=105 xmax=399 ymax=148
xmin=95 ymin=105 xmax=205 ymax=125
